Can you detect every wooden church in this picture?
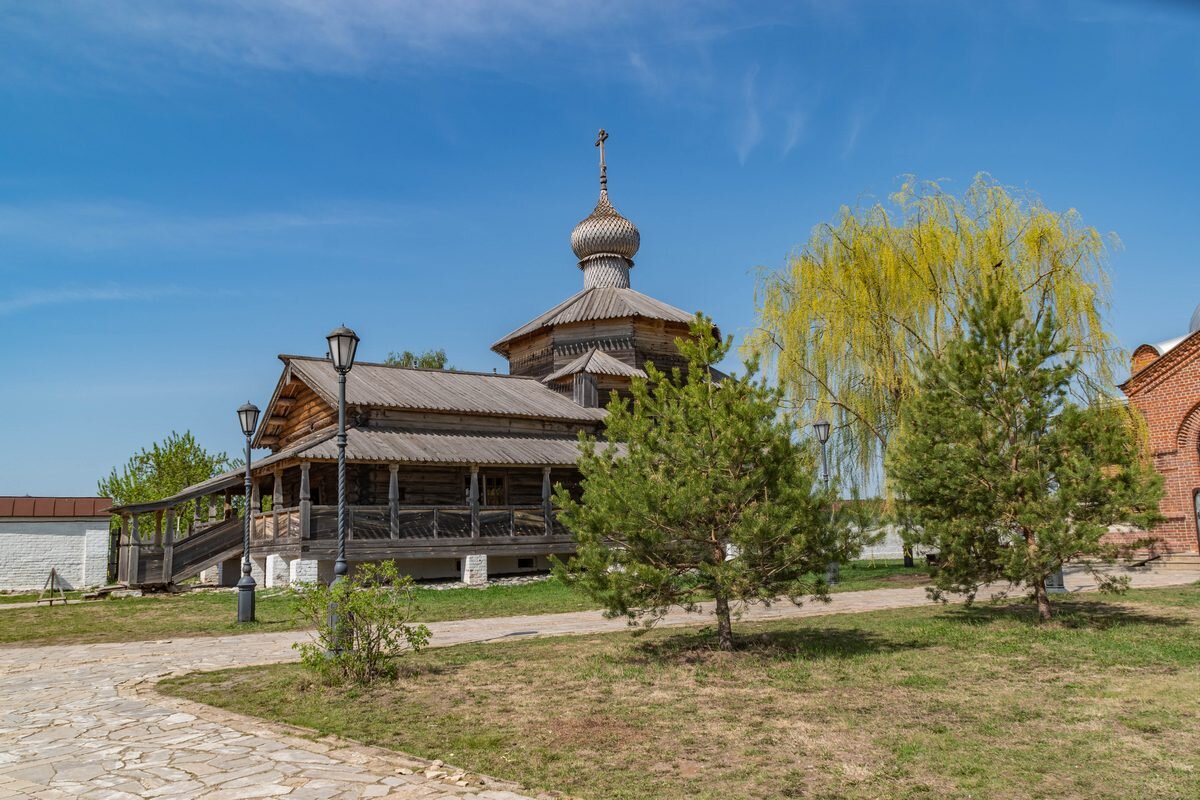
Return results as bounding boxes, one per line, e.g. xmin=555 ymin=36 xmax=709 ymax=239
xmin=110 ymin=132 xmax=709 ymax=588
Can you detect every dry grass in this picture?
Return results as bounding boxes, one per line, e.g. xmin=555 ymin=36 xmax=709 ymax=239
xmin=162 ymin=584 xmax=1200 ymax=800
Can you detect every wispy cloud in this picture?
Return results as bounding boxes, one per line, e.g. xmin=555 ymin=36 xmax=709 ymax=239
xmin=0 ymin=285 xmax=197 ymax=316
xmin=1 ymin=0 xmax=653 ymax=78
xmin=843 ymin=108 xmax=866 ymax=158
xmin=782 ymin=110 xmax=808 ymax=156
xmin=735 ymin=65 xmax=763 ymax=164
xmin=0 ymin=201 xmax=406 ymax=253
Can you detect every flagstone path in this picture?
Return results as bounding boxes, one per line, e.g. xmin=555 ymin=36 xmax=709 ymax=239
xmin=1 ymin=566 xmax=1196 ymax=799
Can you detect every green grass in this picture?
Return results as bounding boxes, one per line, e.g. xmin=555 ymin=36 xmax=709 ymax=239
xmin=0 ymin=560 xmax=927 ymax=647
xmin=829 ymin=558 xmax=928 ymax=592
xmin=0 ymin=591 xmax=84 ymax=604
xmin=0 ymin=579 xmax=597 ymax=647
xmin=162 ymin=584 xmax=1200 ymax=800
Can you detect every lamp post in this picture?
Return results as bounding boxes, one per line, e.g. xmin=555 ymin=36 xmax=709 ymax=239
xmin=326 ymin=325 xmax=359 ymax=652
xmin=813 ymin=420 xmax=839 ymax=585
xmin=236 ymin=401 xmax=260 ymax=623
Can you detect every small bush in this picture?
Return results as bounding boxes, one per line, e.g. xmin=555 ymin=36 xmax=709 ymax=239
xmin=291 ymin=561 xmax=431 ymax=684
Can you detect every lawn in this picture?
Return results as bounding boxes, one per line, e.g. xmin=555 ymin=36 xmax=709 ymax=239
xmin=0 ymin=590 xmax=84 ymax=604
xmin=161 ymin=584 xmax=1200 ymax=800
xmin=0 ymin=579 xmax=597 ymax=647
xmin=0 ymin=560 xmax=926 ymax=647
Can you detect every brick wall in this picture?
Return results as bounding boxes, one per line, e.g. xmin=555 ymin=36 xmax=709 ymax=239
xmin=0 ymin=519 xmax=111 ymax=590
xmin=1119 ymin=331 xmax=1200 ymax=555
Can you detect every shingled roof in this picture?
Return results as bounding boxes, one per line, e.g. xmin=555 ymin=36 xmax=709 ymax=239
xmin=299 ymin=428 xmax=618 ymax=467
xmin=491 ymin=286 xmax=696 ymax=355
xmin=542 ymin=348 xmax=647 ymax=384
xmin=281 ymin=356 xmax=607 ymax=422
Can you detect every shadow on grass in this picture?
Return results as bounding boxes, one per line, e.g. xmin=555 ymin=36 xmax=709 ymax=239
xmin=942 ymin=600 xmax=1189 ymax=630
xmin=629 ymin=625 xmax=925 ymax=665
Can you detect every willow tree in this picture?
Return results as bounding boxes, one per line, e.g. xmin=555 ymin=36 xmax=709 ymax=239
xmin=749 ymin=174 xmax=1118 ymax=487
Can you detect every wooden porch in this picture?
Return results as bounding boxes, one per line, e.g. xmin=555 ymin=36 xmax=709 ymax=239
xmin=112 ymin=458 xmax=580 ymax=587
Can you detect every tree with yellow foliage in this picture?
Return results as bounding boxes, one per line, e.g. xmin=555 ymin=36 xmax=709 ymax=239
xmin=749 ymin=174 xmax=1119 ymax=489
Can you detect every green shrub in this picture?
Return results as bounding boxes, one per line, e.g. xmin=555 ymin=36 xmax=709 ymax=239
xmin=291 ymin=561 xmax=431 ymax=684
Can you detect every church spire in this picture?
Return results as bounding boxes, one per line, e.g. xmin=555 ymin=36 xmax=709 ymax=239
xmin=570 ymin=129 xmax=640 ymax=290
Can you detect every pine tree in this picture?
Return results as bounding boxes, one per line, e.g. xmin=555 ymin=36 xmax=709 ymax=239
xmin=554 ymin=314 xmax=859 ymax=651
xmin=887 ymin=279 xmax=1162 ymax=621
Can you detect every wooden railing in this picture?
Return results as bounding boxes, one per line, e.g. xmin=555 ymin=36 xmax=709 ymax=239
xmin=251 ymin=507 xmax=302 ymax=546
xmin=120 ymin=502 xmax=570 ymax=586
xmin=299 ymin=504 xmax=562 ymax=541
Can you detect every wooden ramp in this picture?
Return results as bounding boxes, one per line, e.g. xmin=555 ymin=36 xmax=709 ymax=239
xmin=123 ymin=516 xmax=244 ymax=588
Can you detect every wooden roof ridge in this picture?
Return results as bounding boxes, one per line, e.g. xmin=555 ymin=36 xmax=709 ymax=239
xmin=1120 ymin=327 xmax=1200 ymax=396
xmin=277 ymin=354 xmax=541 ymax=381
xmin=542 ymin=347 xmax=647 ymax=383
xmin=491 ymin=286 xmax=698 ymax=355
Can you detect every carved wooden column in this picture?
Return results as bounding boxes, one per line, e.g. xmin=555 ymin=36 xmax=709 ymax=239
xmin=161 ymin=507 xmax=176 ymax=584
xmin=388 ymin=464 xmax=400 ymax=539
xmin=469 ymin=466 xmax=480 ymax=539
xmin=250 ymin=479 xmax=261 ymax=543
xmin=272 ymin=467 xmax=283 ymax=541
xmin=299 ymin=461 xmax=311 ymax=540
xmin=128 ymin=514 xmax=141 ymax=585
xmin=117 ymin=514 xmax=130 ymax=583
xmin=542 ymin=466 xmax=553 ymax=536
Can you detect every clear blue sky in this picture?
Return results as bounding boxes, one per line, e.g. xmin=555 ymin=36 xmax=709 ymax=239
xmin=2 ymin=1 xmax=1198 ymax=495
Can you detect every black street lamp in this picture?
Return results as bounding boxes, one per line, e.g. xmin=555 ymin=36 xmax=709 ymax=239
xmin=813 ymin=420 xmax=839 ymax=585
xmin=326 ymin=325 xmax=359 ymax=586
xmin=236 ymin=401 xmax=260 ymax=623
xmin=326 ymin=325 xmax=359 ymax=652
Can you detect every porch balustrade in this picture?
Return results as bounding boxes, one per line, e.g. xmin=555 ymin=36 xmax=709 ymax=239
xmin=250 ymin=503 xmax=565 ymax=544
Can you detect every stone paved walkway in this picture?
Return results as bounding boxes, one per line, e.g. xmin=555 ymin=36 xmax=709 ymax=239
xmin=1 ymin=566 xmax=1196 ymax=799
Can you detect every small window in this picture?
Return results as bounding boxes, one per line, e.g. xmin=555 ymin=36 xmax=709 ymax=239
xmin=517 ymin=557 xmax=535 ymax=570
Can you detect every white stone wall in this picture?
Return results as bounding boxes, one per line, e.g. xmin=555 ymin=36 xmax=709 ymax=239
xmin=0 ymin=519 xmax=111 ymax=590
xmin=856 ymin=525 xmax=934 ymax=561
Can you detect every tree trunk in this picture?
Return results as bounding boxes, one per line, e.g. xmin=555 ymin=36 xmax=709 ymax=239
xmin=903 ymin=546 xmax=914 ymax=568
xmin=714 ymin=594 xmax=735 ymax=651
xmin=1034 ymin=576 xmax=1053 ymax=622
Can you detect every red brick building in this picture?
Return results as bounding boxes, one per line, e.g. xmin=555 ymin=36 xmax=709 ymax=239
xmin=1119 ymin=307 xmax=1200 ymax=555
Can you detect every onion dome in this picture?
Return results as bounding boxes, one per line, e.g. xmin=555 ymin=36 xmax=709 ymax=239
xmin=570 ymin=129 xmax=639 ymax=289
xmin=570 ymin=191 xmax=641 ymax=262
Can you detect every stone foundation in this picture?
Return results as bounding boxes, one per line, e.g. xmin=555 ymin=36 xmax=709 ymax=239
xmin=265 ymin=554 xmax=289 ymax=588
xmin=461 ymin=554 xmax=488 ymax=586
